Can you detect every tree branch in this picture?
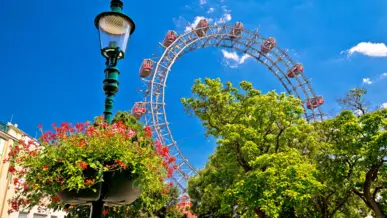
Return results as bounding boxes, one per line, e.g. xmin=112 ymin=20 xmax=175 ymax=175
xmin=235 ymin=141 xmax=252 ymax=172
xmin=329 ymin=191 xmax=351 ymax=217
xmin=275 ymin=128 xmax=285 ymax=153
xmin=373 ymin=186 xmax=383 ymax=199
xmin=352 ymin=188 xmax=366 ymax=203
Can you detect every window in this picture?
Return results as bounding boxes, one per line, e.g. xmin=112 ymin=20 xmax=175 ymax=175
xmin=33 ymin=214 xmax=47 ymax=218
xmin=18 ymin=212 xmax=28 ymax=218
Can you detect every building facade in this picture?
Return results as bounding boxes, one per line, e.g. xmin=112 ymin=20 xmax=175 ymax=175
xmin=0 ymin=122 xmax=67 ymax=218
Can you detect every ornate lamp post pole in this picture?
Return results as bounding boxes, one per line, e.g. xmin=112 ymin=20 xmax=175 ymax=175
xmin=95 ymin=0 xmax=135 ymax=124
xmin=88 ymin=1 xmax=135 ymax=217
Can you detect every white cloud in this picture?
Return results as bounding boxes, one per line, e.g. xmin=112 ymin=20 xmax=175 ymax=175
xmin=224 ymin=13 xmax=232 ymax=22
xmin=381 ymin=103 xmax=387 ymax=109
xmin=176 ymin=1 xmax=232 ymax=33
xmin=345 ymin=42 xmax=387 ymax=57
xmin=239 ymin=54 xmax=251 ymax=64
xmin=215 ymin=13 xmax=232 ymax=25
xmin=214 ymin=6 xmax=232 ymax=25
xmin=221 ymin=50 xmax=239 ymax=62
xmin=381 ymin=73 xmax=387 ymax=78
xmin=362 ymin=78 xmax=372 ymax=85
xmin=221 ymin=50 xmax=252 ymax=65
xmin=354 ymin=109 xmax=363 ymax=116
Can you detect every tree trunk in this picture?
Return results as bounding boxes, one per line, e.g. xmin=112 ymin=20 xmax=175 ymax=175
xmin=364 ymin=188 xmax=385 ymax=218
xmin=364 ymin=168 xmax=385 ymax=218
xmin=254 ymin=208 xmax=266 ymax=218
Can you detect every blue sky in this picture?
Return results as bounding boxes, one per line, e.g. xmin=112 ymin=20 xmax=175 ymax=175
xmin=1 ymin=0 xmax=387 ymax=171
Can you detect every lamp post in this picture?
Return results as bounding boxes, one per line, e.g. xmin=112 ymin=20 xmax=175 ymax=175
xmin=95 ymin=0 xmax=135 ymax=125
xmin=89 ymin=1 xmax=135 ymax=217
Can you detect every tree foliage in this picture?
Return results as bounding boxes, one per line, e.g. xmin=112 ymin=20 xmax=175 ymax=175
xmin=182 ymin=78 xmax=322 ymax=217
xmin=316 ymin=109 xmax=387 ymax=218
xmin=182 ymin=78 xmax=387 ymax=218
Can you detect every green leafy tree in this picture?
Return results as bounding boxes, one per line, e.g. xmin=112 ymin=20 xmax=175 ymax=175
xmin=317 ymin=109 xmax=387 ymax=218
xmin=312 ymin=118 xmax=369 ymax=218
xmin=182 ymin=78 xmax=323 ymax=218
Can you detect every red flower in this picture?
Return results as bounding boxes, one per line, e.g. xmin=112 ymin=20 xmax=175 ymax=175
xmin=77 ymin=161 xmax=88 ymax=169
xmin=102 ymin=209 xmax=108 ymax=216
xmin=144 ymin=126 xmax=152 ymax=137
xmin=37 ymin=124 xmax=42 ymax=129
xmin=168 ymin=156 xmax=176 ymax=163
xmin=78 ymin=139 xmax=87 ymax=148
xmin=85 ymin=179 xmax=95 ymax=186
xmin=43 ymin=166 xmax=49 ymax=171
xmin=75 ymin=123 xmax=85 ymax=132
xmin=85 ymin=126 xmax=96 ymax=136
xmin=51 ymin=196 xmax=60 ymax=203
xmin=8 ymin=166 xmax=16 ymax=173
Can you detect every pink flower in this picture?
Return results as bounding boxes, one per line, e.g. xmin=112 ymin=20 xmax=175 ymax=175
xmin=127 ymin=129 xmax=136 ymax=138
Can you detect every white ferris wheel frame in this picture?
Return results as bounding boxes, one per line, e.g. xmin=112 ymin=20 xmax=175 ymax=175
xmin=137 ymin=23 xmax=324 ymax=192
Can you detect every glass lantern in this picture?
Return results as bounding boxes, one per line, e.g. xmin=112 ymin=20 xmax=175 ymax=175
xmin=95 ymin=12 xmax=135 ymax=59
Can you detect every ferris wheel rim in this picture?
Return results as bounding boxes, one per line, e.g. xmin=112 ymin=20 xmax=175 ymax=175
xmin=140 ymin=23 xmax=324 ymax=192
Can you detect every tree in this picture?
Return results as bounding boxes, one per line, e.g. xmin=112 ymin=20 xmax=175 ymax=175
xmin=312 ymin=118 xmax=370 ymax=218
xmin=182 ymin=78 xmax=322 ymax=217
xmin=337 ymin=88 xmax=369 ymax=116
xmin=317 ymin=109 xmax=387 ymax=218
xmin=188 ymin=151 xmax=245 ymax=217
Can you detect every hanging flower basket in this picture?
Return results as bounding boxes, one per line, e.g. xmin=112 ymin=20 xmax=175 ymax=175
xmin=57 ymin=169 xmax=141 ymax=205
xmin=103 ymin=170 xmax=141 ymax=206
xmin=57 ymin=168 xmax=102 ymax=204
xmin=4 ymin=111 xmax=177 ymax=214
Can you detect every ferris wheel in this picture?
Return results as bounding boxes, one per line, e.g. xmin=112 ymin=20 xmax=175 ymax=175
xmin=131 ymin=19 xmax=325 ymax=192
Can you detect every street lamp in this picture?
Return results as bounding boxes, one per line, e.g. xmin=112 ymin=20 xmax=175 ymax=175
xmin=95 ymin=0 xmax=135 ymax=124
xmin=88 ymin=1 xmax=135 ymax=217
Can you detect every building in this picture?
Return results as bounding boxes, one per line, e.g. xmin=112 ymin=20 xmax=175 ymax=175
xmin=0 ymin=122 xmax=67 ymax=218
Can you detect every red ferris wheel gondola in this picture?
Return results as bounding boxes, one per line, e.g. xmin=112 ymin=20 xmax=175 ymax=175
xmin=195 ymin=19 xmax=209 ymax=37
xmin=131 ymin=102 xmax=146 ymax=120
xmin=261 ymin=37 xmax=276 ymax=54
xmin=306 ymin=96 xmax=324 ymax=109
xmin=230 ymin=22 xmax=244 ymax=39
xmin=139 ymin=59 xmax=154 ymax=78
xmin=288 ymin=63 xmax=304 ymax=78
xmin=163 ymin=30 xmax=178 ymax=47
